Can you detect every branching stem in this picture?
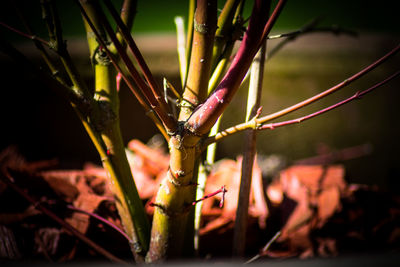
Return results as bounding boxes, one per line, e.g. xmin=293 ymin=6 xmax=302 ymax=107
xmin=204 ymin=69 xmax=400 ymax=147
xmin=204 ymin=44 xmax=400 ymax=147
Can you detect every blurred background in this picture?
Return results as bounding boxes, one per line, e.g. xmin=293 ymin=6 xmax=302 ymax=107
xmin=1 ymin=0 xmax=399 ymax=190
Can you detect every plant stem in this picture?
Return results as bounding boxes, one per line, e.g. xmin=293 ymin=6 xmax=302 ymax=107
xmin=104 ymin=0 xmax=175 ymax=129
xmin=185 ymin=0 xmax=196 ymax=87
xmin=210 ymin=0 xmax=242 ymax=71
xmin=204 ymin=44 xmax=400 ymax=147
xmin=0 ymin=21 xmax=48 ymax=46
xmin=146 ymin=134 xmax=201 ymax=262
xmin=175 ymin=16 xmax=187 ymax=88
xmin=77 ymin=1 xmax=168 ymax=140
xmin=258 ymin=70 xmax=400 ymax=130
xmin=66 ymin=205 xmax=130 ymax=242
xmin=78 ymin=0 xmax=152 ymax=261
xmin=120 ymin=0 xmax=137 ymax=34
xmin=179 ymin=0 xmax=217 ymax=121
xmin=185 ymin=0 xmax=278 ymax=135
xmin=233 ymin=40 xmax=267 ymax=257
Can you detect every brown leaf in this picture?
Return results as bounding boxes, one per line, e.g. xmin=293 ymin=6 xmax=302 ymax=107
xmin=317 ymin=186 xmax=341 ymax=226
xmin=127 ymin=139 xmax=169 ymax=176
xmin=266 ymin=179 xmax=283 ymax=205
xmin=40 ymin=171 xmax=80 ymax=203
xmin=66 ymin=177 xmax=108 ymax=234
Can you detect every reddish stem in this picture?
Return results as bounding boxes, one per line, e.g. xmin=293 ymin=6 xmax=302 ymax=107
xmin=186 ymin=0 xmax=284 ymax=135
xmin=103 ymin=0 xmax=172 ymax=118
xmin=259 ymin=70 xmax=400 ymax=130
xmin=66 ymin=204 xmax=131 ymax=242
xmin=257 ymin=44 xmax=400 ymax=125
xmin=192 ymin=185 xmax=227 ymax=207
xmin=260 ymin=0 xmax=287 ymax=44
xmin=0 ymin=21 xmax=49 ymax=45
xmin=116 ymin=72 xmax=122 ymax=92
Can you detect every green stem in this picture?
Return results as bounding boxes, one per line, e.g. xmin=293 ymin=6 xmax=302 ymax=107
xmin=78 ymin=0 xmax=151 ymax=260
xmin=184 ymin=0 xmax=196 ymax=87
xmin=210 ymin=0 xmax=241 ymax=72
xmin=179 ymin=0 xmax=217 ymax=121
xmin=147 ymin=135 xmax=201 ymax=262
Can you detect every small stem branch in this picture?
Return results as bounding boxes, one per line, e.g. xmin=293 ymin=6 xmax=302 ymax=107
xmin=245 ymin=231 xmax=281 ymax=264
xmin=41 ymin=0 xmax=91 ymax=99
xmin=0 ymin=37 xmax=87 ymax=112
xmin=66 ymin=205 xmax=131 ymax=242
xmin=0 ymin=21 xmax=49 ymax=46
xmin=204 ymin=44 xmax=400 ymax=147
xmin=206 ymin=70 xmax=399 ymax=147
xmin=77 ymin=1 xmax=169 ymax=140
xmin=103 ymin=0 xmax=175 ymax=126
xmin=260 ymin=0 xmax=287 ymax=44
xmin=192 ymin=186 xmax=227 ymax=207
xmin=266 ymin=18 xmax=356 ymax=61
xmin=89 ymin=0 xmax=177 ymax=134
xmin=258 ymin=70 xmax=400 ymax=130
xmin=257 ymin=43 xmax=400 ymax=125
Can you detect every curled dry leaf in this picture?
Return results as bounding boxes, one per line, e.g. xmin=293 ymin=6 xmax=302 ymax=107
xmin=200 ymin=155 xmax=268 ymax=234
xmin=66 ymin=176 xmax=109 ymax=235
xmin=265 ymin=164 xmax=346 ymax=257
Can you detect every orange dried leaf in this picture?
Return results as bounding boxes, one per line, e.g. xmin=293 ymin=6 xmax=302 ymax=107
xmin=317 ymin=186 xmax=341 ymax=226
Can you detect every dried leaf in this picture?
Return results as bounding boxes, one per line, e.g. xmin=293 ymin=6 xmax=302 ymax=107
xmin=40 ymin=171 xmax=80 ymax=202
xmin=66 ymin=177 xmax=108 ymax=234
xmin=317 ymin=186 xmax=341 ymax=226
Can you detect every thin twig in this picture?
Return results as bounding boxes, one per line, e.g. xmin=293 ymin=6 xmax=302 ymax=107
xmin=258 ymin=70 xmax=400 ymax=130
xmin=66 ymin=205 xmax=131 ymax=242
xmin=260 ymin=0 xmax=287 ymax=45
xmin=245 ymin=231 xmax=281 ymax=264
xmin=92 ymin=0 xmax=177 ymax=134
xmin=0 ymin=21 xmax=49 ymax=46
xmin=13 ymin=3 xmax=68 ymax=86
xmin=76 ymin=1 xmax=169 ymax=140
xmin=204 ymin=44 xmax=400 ymax=147
xmin=205 ymin=69 xmax=400 ymax=148
xmin=267 ymin=19 xmax=356 ymax=61
xmin=103 ymin=0 xmax=175 ymax=122
xmin=192 ymin=185 xmax=227 ymax=207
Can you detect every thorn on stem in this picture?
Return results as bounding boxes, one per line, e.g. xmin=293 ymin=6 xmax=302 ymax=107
xmin=256 ymin=106 xmax=263 ymax=118
xmin=116 ymin=72 xmax=122 ymax=92
xmin=219 ymin=185 xmax=227 ymax=208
